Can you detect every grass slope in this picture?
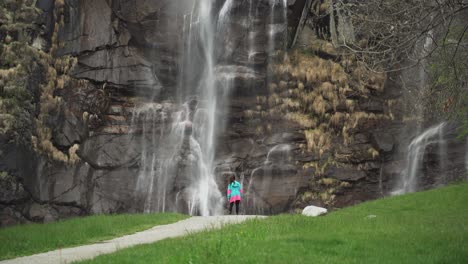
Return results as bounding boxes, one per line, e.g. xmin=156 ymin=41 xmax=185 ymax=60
xmin=0 ymin=213 xmax=187 ymax=260
xmin=82 ymin=182 xmax=467 ymax=264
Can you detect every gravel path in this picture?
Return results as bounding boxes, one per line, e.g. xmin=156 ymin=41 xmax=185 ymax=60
xmin=1 ymin=215 xmax=265 ymax=264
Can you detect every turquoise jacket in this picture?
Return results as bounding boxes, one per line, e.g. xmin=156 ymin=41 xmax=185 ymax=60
xmin=227 ymin=181 xmax=243 ymax=203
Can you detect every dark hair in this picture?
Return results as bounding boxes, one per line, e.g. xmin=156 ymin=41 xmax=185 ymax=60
xmin=229 ymin=175 xmax=235 ymax=183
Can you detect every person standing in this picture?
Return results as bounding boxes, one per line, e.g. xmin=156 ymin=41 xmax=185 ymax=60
xmin=227 ymin=175 xmax=242 ymax=215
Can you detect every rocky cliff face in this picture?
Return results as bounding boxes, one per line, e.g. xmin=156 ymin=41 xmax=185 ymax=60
xmin=0 ymin=0 xmax=466 ymax=226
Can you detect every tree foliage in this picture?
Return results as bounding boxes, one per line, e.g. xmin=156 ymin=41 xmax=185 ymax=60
xmin=332 ymin=0 xmax=468 ymax=71
xmin=323 ymin=0 xmax=468 ymax=135
xmin=429 ymin=21 xmax=468 ymax=138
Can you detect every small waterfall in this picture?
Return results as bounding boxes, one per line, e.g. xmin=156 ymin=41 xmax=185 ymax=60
xmin=219 ymin=0 xmax=234 ymax=21
xmin=268 ymin=0 xmax=288 ymax=55
xmin=415 ymin=30 xmax=434 ymax=132
xmin=247 ymin=0 xmax=258 ymax=64
xmin=265 ymin=144 xmax=292 ymax=164
xmin=438 ymin=128 xmax=447 ymax=184
xmin=246 ymin=144 xmax=292 ymax=214
xmin=133 ymin=103 xmax=181 ymax=213
xmin=392 ymin=122 xmax=446 ymax=195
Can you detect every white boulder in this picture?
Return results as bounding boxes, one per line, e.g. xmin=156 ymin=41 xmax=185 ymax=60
xmin=302 ymin=205 xmax=328 ymax=217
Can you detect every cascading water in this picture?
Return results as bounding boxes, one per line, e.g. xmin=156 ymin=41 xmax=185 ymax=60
xmin=390 ymin=27 xmax=449 ymax=196
xmin=268 ymin=0 xmax=288 ymax=54
xmin=247 ymin=0 xmax=257 ymax=64
xmin=246 ymin=144 xmax=292 ymax=214
xmin=189 ymin=0 xmax=224 ymax=216
xmin=134 ymin=0 xmax=226 ymax=216
xmin=392 ymin=122 xmax=446 ymax=195
xmin=414 ymin=31 xmax=434 ymax=132
xmin=133 ymin=0 xmax=289 ymax=216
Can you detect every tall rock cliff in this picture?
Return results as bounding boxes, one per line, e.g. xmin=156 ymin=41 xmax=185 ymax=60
xmin=0 ymin=0 xmax=466 ymax=226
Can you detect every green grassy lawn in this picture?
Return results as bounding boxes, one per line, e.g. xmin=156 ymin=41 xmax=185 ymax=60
xmin=81 ymin=182 xmax=468 ymax=264
xmin=0 ymin=213 xmax=188 ymax=260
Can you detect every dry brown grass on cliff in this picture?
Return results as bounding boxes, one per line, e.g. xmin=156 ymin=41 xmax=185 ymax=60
xmin=285 ymin=113 xmax=317 ymax=129
xmin=268 ymin=82 xmax=278 ymax=93
xmin=262 ymin=48 xmax=389 ymax=184
xmin=330 ymin=112 xmax=346 ymax=128
xmin=30 ymin=0 xmax=82 ymax=164
xmin=304 ymin=126 xmax=332 ymax=156
xmin=0 ymin=66 xmax=20 ymax=82
xmin=319 ymin=81 xmax=340 ymax=108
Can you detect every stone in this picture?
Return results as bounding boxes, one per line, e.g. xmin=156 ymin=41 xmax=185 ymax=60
xmin=0 ymin=208 xmax=16 ymax=227
xmin=90 ymin=167 xmax=140 ymax=214
xmin=53 ymin=112 xmax=86 ymax=148
xmin=252 ymin=164 xmax=298 ymax=177
xmin=43 ymin=211 xmax=59 ymax=223
xmin=265 ymin=144 xmax=296 ymax=163
xmin=371 ymin=132 xmax=395 ymax=153
xmin=54 ymin=205 xmax=83 ymax=218
xmin=228 ymin=138 xmax=255 ymax=159
xmin=327 ymin=165 xmax=367 ymax=182
xmin=0 ymin=172 xmax=29 ymax=203
xmin=74 ymin=47 xmax=160 ymax=90
xmin=105 ymin=115 xmax=127 ymax=125
xmin=250 ymin=145 xmax=269 ymax=158
xmin=245 ymin=163 xmax=305 ymax=214
xmin=46 ymin=162 xmax=91 ymax=204
xmin=79 ymin=135 xmax=139 ymax=169
xmin=264 ymin=132 xmax=305 ymax=145
xmin=99 ymin=125 xmax=131 ymax=135
xmin=335 ymin=143 xmax=378 ymax=163
xmin=353 ymin=133 xmax=370 ymax=144
xmin=58 ymin=0 xmax=117 ymax=55
xmin=110 ymin=0 xmax=168 ymax=24
xmin=215 ymin=65 xmax=266 ymax=96
xmin=360 ymin=99 xmax=384 ymax=113
xmin=302 ymin=205 xmax=328 ymax=217
xmin=108 ymin=105 xmax=124 ymax=115
xmin=27 ymin=203 xmax=49 ymax=221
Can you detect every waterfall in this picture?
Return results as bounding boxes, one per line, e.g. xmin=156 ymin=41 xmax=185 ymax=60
xmin=247 ymin=0 xmax=257 ymax=64
xmin=392 ymin=122 xmax=446 ymax=195
xmin=132 ymin=0 xmax=288 ymax=215
xmin=268 ymin=0 xmax=288 ymax=54
xmin=414 ymin=30 xmax=434 ymax=132
xmin=133 ymin=103 xmax=180 ymax=213
xmin=133 ymin=0 xmax=225 ymax=216
xmin=219 ymin=0 xmax=233 ymax=21
xmin=246 ymin=144 xmax=292 ymax=214
xmin=265 ymin=144 xmax=292 ymax=164
xmin=438 ymin=127 xmax=447 ymax=184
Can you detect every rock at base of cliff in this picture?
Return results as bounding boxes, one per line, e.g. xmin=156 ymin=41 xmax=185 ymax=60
xmin=302 ymin=205 xmax=328 ymax=217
